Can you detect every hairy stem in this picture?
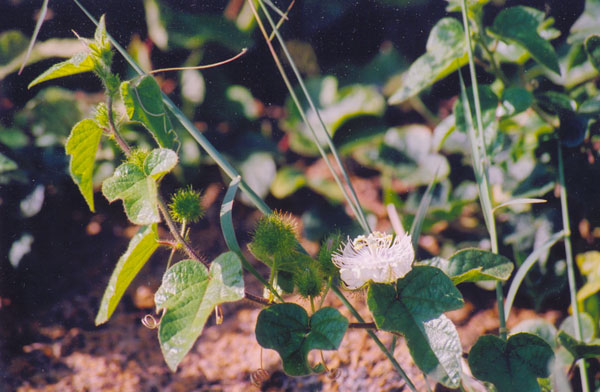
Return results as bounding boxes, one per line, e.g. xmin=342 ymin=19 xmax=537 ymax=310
xmin=107 ymin=95 xmax=131 ymax=156
xmin=244 ymin=291 xmax=271 ymax=306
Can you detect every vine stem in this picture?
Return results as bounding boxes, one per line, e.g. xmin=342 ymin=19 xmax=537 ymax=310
xmin=557 ymin=141 xmax=590 ymax=392
xmin=104 ymin=80 xmax=279 ymax=306
xmin=107 ymin=95 xmax=131 ymax=156
xmin=156 ymin=195 xmax=207 ymax=266
xmin=244 ymin=291 xmax=271 ymax=306
xmin=460 ymin=0 xmax=506 ymax=340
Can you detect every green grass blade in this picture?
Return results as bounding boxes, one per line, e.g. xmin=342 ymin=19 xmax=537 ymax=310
xmin=19 ymin=0 xmax=49 ymax=75
xmin=261 ymin=0 xmax=288 ymax=20
xmin=460 ymin=0 xmax=505 ymax=339
xmin=255 ymin=0 xmax=371 ymax=233
xmin=503 ymin=230 xmax=565 ymax=319
xmin=220 ymin=176 xmax=283 ymax=302
xmin=458 ymin=71 xmax=493 ymax=235
xmin=409 ymin=167 xmax=440 ymax=251
xmin=492 ymin=198 xmax=547 ymax=213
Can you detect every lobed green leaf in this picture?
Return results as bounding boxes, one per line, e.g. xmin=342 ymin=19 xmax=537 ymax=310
xmin=95 ymin=225 xmax=159 ymax=325
xmin=367 ymin=266 xmax=463 ymax=387
xmin=65 ymin=119 xmax=104 ymax=211
xmin=102 ymin=148 xmax=178 ymax=225
xmin=121 ymin=75 xmax=180 ymax=151
xmin=155 ymin=253 xmax=245 ymax=371
xmin=255 ymin=303 xmax=348 ymax=376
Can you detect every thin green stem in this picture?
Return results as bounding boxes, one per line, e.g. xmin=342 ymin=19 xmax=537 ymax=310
xmin=557 ymin=141 xmax=590 ymax=392
xmin=460 ymin=0 xmax=506 ymax=339
xmin=331 ymin=285 xmax=417 ymax=391
xmin=255 ymin=0 xmax=371 ymax=233
xmin=318 ymin=276 xmax=332 ymax=309
xmin=389 ymin=335 xmax=397 ymax=353
xmin=165 ymin=247 xmax=177 ymax=271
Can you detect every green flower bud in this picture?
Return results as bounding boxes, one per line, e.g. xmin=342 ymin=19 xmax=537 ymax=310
xmin=248 ymin=211 xmax=297 ymax=265
xmin=168 ymin=186 xmax=205 ymax=224
xmin=276 ymin=270 xmax=295 ymax=294
xmin=294 ymin=259 xmax=324 ymax=298
xmin=318 ymin=231 xmax=343 ymax=277
xmin=127 ymin=148 xmax=150 ymax=169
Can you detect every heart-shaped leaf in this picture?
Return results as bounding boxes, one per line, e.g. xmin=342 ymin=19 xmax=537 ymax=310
xmin=102 ymin=148 xmax=177 ymax=225
xmin=367 ymin=266 xmax=464 ymax=387
xmin=510 ymin=318 xmax=557 ymax=350
xmin=468 ymin=333 xmax=554 ymax=392
xmin=425 ymin=248 xmax=514 ymax=285
xmin=95 ymin=225 xmax=158 ymax=325
xmin=255 ymin=303 xmax=348 ymax=376
xmin=121 ymin=75 xmax=180 ymax=151
xmin=389 ymin=18 xmax=468 ymax=104
xmin=155 ymin=252 xmax=245 ymax=371
xmin=65 ymin=118 xmax=103 ymax=211
xmin=488 ymin=6 xmax=560 ymax=75
xmin=28 ymin=52 xmax=95 ymax=89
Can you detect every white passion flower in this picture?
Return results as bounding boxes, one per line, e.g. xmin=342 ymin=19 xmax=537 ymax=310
xmin=332 ymin=231 xmax=414 ymax=289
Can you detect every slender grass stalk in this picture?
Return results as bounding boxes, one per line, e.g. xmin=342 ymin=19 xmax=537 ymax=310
xmin=255 ymin=0 xmax=371 ymax=233
xmin=409 ymin=168 xmax=440 ymax=250
xmin=459 ymin=0 xmax=506 ymax=340
xmin=503 ymin=230 xmax=565 ymax=318
xmin=19 ymin=0 xmax=49 ymax=74
xmin=246 ymin=0 xmax=369 ymax=232
xmin=558 ymin=141 xmax=590 ymax=392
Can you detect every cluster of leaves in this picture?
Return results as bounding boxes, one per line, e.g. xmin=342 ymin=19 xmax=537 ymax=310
xmin=10 ymin=0 xmax=600 ymax=390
